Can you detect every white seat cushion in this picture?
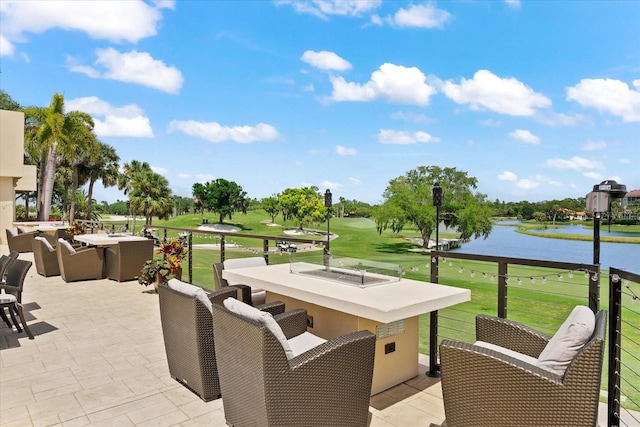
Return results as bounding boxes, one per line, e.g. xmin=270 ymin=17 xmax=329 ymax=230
xmin=288 ymin=332 xmax=327 ymax=357
xmin=0 ymin=294 xmax=16 ymax=303
xmin=35 ymin=236 xmax=54 ymax=252
xmin=58 ymin=238 xmax=76 ymax=254
xmin=168 ymin=279 xmax=213 ymax=314
xmin=223 ymin=257 xmax=266 ymax=291
xmin=536 ymin=305 xmax=595 ymax=375
xmin=474 ymin=341 xmax=538 ymax=367
xmin=223 ymin=297 xmax=294 ymax=359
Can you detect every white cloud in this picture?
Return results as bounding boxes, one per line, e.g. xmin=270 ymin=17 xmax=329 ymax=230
xmin=508 ymin=129 xmax=540 ymax=144
xmin=0 ymin=0 xmax=172 ymax=44
xmin=0 ymin=35 xmax=15 ymax=56
xmin=151 ymin=166 xmax=167 ymax=174
xmin=301 ymin=50 xmax=351 ymax=71
xmin=336 ymin=145 xmax=357 ymax=155
xmin=320 ymin=180 xmax=343 ymax=190
xmin=498 ymin=171 xmax=518 ymax=181
xmin=195 ymin=174 xmax=216 ymax=183
xmin=533 ymin=174 xmax=561 ymax=186
xmin=515 ymin=179 xmax=539 ymax=190
xmin=275 ymin=0 xmax=381 ymax=19
xmin=348 ymin=176 xmax=361 ymax=184
xmin=582 ymin=140 xmax=606 ymax=151
xmin=442 ymin=70 xmax=551 ymax=116
xmin=303 ymin=84 xmax=315 ymax=92
xmin=330 ymin=63 xmax=437 ymax=106
xmin=566 ymin=78 xmax=640 ymax=122
xmin=391 ymin=111 xmax=434 ymax=124
xmin=583 ymin=171 xmax=602 ymax=179
xmin=177 ymin=173 xmax=190 ymax=179
xmin=619 ymin=158 xmax=631 ymax=164
xmin=69 ymin=48 xmax=183 ymax=94
xmin=389 ymin=3 xmax=451 ymax=29
xmin=377 ymin=129 xmax=440 ymax=144
xmin=66 ymin=96 xmax=154 ymax=138
xmin=481 ymin=118 xmax=502 ymax=127
xmin=168 ymin=120 xmax=279 ymax=144
xmin=544 ymin=156 xmax=604 ymax=170
xmin=505 ymin=0 xmax=521 ymax=8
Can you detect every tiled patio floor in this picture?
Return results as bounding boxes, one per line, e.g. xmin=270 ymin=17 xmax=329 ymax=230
xmin=0 ymin=249 xmax=622 ymax=426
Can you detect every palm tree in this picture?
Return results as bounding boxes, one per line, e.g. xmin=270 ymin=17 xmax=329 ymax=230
xmin=118 ymin=160 xmax=152 ymax=234
xmin=80 ymin=142 xmax=120 ymax=220
xmin=23 ymin=94 xmax=95 ymax=221
xmin=130 ymin=170 xmax=173 ymax=225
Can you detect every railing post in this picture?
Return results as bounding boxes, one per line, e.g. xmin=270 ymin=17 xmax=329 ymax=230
xmin=187 ymin=231 xmax=193 ymax=284
xmin=220 ymin=235 xmax=226 ymax=263
xmin=263 ymin=239 xmax=269 ymax=264
xmin=589 ymin=266 xmax=600 ymax=312
xmin=608 ymin=268 xmax=622 ymax=427
xmin=428 ymin=251 xmax=441 ymax=377
xmin=498 ymin=261 xmax=508 ymax=318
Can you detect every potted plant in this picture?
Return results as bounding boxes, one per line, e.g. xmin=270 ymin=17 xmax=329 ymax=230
xmin=138 ymin=259 xmax=172 ymax=292
xmin=65 ymin=221 xmax=86 ymax=238
xmin=156 ymin=237 xmax=188 ymax=280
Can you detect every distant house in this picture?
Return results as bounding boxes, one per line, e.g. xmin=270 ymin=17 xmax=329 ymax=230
xmin=572 ymin=211 xmax=587 ymax=220
xmin=621 ymin=189 xmax=640 ymax=220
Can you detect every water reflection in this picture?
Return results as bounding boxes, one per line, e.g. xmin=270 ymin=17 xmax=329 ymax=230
xmin=454 ymin=223 xmax=639 ymax=271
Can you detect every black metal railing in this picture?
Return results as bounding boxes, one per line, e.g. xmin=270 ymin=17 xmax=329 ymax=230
xmin=608 ymin=267 xmax=640 ymax=427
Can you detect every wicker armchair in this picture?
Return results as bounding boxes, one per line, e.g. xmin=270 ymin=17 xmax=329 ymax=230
xmin=32 ymin=236 xmax=60 ymax=277
xmin=0 ymin=259 xmax=34 ymax=339
xmin=5 ymin=228 xmax=37 ymax=253
xmin=105 ymin=239 xmax=154 ymax=282
xmin=214 ymin=257 xmax=267 ymax=306
xmin=56 ymin=238 xmax=104 ymax=282
xmin=212 ymin=302 xmax=376 ymax=426
xmin=438 ymin=310 xmax=607 ymax=427
xmin=158 ymin=281 xmax=286 ymax=402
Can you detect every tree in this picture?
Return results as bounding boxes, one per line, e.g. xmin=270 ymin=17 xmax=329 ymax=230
xmin=80 ymin=142 xmax=120 ymax=220
xmin=130 ymin=170 xmax=173 ymax=225
xmin=278 ymin=187 xmax=327 ymax=230
xmin=23 ymin=94 xmax=95 ymax=221
xmin=118 ymin=160 xmax=153 ymax=233
xmin=373 ymin=166 xmax=492 ymax=249
xmin=0 ymin=89 xmax=21 ymax=110
xmin=192 ymin=179 xmax=248 ymax=223
xmin=261 ymin=196 xmax=280 ymax=223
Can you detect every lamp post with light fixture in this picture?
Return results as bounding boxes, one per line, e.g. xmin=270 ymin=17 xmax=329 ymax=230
xmin=428 ymin=182 xmax=443 ymax=378
xmin=324 ymin=189 xmax=332 ymax=266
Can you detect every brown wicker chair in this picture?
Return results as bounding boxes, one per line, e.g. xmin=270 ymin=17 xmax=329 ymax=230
xmin=438 ymin=310 xmax=607 ymax=427
xmin=105 ymin=239 xmax=154 ymax=282
xmin=32 ymin=236 xmax=60 ymax=277
xmin=0 ymin=259 xmax=34 ymax=339
xmin=212 ymin=303 xmax=376 ymax=426
xmin=158 ymin=281 xmax=286 ymax=402
xmin=56 ymin=238 xmax=104 ymax=282
xmin=6 ymin=228 xmax=37 ymax=253
xmin=214 ymin=258 xmax=267 ymax=306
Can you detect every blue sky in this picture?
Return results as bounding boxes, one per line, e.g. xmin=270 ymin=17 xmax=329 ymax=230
xmin=1 ymin=0 xmax=639 ymax=205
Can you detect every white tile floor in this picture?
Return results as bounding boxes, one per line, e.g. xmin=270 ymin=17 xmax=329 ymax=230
xmin=1 ymin=249 xmax=631 ymax=426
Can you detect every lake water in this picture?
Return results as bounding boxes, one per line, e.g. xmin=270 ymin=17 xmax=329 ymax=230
xmin=453 ymin=223 xmax=640 ymax=272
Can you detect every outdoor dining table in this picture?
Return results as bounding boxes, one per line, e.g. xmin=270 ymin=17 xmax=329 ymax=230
xmin=73 ymin=234 xmax=148 ymax=247
xmin=223 ymin=262 xmax=471 ymax=395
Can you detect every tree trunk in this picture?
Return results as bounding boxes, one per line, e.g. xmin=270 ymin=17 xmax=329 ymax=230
xmin=38 ymin=144 xmax=57 ymax=221
xmin=86 ymin=179 xmax=96 ymax=220
xmin=69 ymin=165 xmax=79 ymax=223
xmin=36 ymin=155 xmax=46 ymax=220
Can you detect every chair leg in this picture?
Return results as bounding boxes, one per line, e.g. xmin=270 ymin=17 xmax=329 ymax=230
xmin=14 ymin=304 xmax=34 ymax=339
xmin=8 ymin=305 xmax=22 ymax=332
xmin=0 ymin=307 xmax=12 ymax=327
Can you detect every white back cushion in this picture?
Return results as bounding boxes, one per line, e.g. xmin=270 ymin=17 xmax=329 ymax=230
xmin=7 ymin=228 xmax=17 ymax=238
xmin=223 ymin=297 xmax=294 ymax=359
xmin=474 ymin=341 xmax=538 ymax=367
xmin=168 ymin=279 xmax=213 ymax=314
xmin=58 ymin=238 xmax=76 ymax=254
xmin=536 ymin=305 xmax=595 ymax=375
xmin=35 ymin=236 xmax=54 ymax=252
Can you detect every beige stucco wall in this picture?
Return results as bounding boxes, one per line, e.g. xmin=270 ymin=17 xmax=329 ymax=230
xmin=0 ymin=109 xmax=34 ymax=245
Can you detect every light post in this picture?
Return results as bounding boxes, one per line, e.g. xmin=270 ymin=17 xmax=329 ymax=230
xmin=324 ymin=189 xmax=332 ymax=264
xmin=586 ymin=180 xmax=627 ymax=265
xmin=126 ymin=201 xmax=131 ymax=232
xmin=428 ymin=182 xmax=443 ymax=377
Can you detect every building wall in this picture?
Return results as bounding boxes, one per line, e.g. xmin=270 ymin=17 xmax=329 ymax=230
xmin=0 ymin=109 xmax=36 ymax=245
